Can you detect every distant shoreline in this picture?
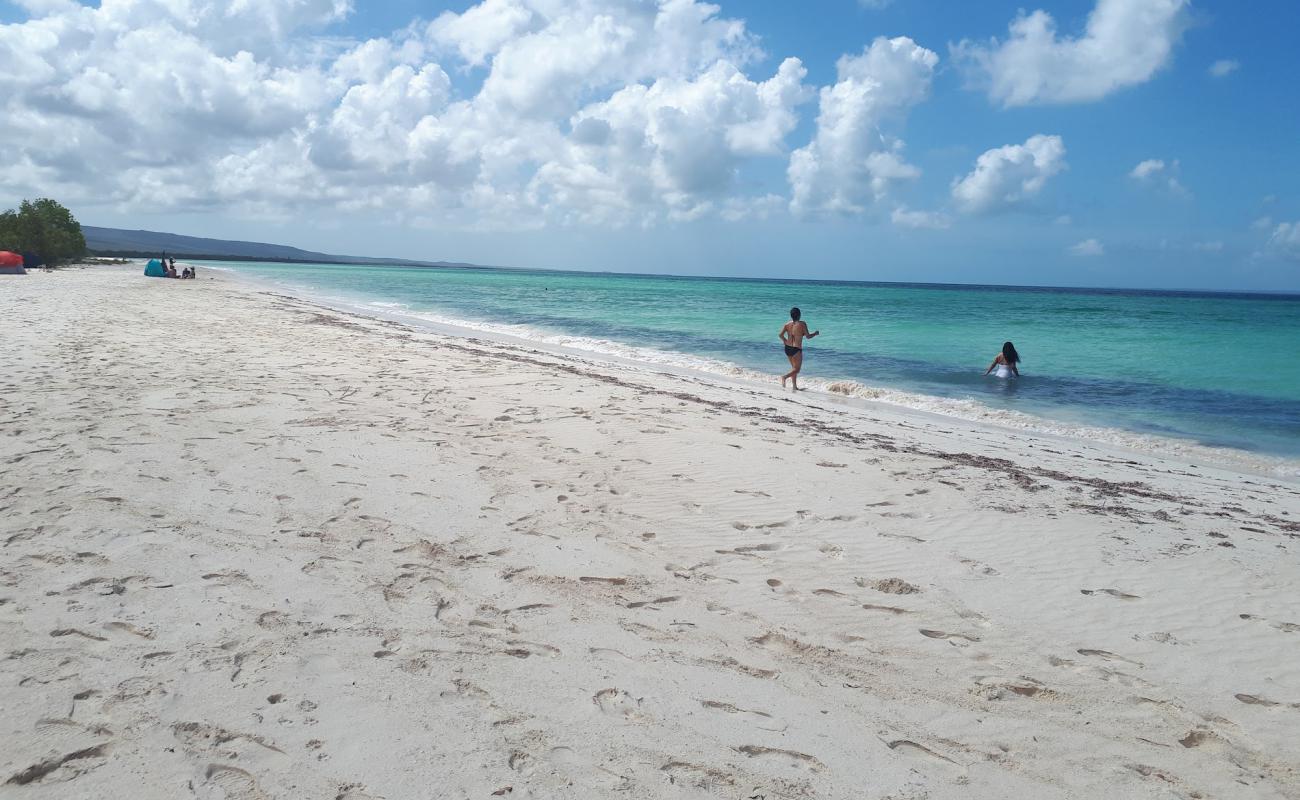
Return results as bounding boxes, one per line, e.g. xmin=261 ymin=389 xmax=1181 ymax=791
xmin=198 ymin=255 xmax=1300 ymax=300
xmin=86 ymin=249 xmax=492 ymax=271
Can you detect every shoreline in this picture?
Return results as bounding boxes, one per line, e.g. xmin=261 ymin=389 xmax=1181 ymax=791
xmin=186 ymin=256 xmax=1300 ymax=299
xmin=4 ymin=265 xmax=1299 ymax=798
xmin=210 ymin=261 xmax=1300 ymax=482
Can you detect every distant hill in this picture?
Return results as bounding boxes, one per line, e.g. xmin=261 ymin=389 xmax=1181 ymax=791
xmin=82 ymin=225 xmax=485 ymax=268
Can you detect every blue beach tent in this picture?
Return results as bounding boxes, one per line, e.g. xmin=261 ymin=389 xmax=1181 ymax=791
xmin=144 ymin=258 xmax=166 ymax=277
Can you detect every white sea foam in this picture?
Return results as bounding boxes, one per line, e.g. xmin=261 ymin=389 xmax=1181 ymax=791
xmin=227 ymin=269 xmax=1300 ymax=480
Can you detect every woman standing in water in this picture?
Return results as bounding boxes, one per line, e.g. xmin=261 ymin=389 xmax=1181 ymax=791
xmin=779 ymin=307 xmax=819 ymax=390
xmin=985 ymin=341 xmax=1021 ymax=378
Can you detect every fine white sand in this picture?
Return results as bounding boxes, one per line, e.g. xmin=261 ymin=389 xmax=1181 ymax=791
xmin=2 ymin=265 xmax=1299 ymax=799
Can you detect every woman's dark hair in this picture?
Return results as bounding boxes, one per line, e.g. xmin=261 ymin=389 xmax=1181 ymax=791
xmin=1002 ymin=341 xmax=1020 ymax=364
xmin=790 ymin=307 xmax=801 ymax=321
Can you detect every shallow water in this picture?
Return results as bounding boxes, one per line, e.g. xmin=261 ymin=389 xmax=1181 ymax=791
xmin=210 ymin=260 xmax=1300 ymax=460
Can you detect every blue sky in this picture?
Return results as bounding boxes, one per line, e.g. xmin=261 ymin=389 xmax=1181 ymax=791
xmin=1 ymin=0 xmax=1298 ymax=290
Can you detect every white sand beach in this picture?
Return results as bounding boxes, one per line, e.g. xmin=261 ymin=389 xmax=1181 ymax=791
xmin=2 ymin=265 xmax=1299 ymax=799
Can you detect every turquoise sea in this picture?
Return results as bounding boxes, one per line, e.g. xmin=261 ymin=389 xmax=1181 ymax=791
xmin=209 ymin=260 xmax=1300 ymax=463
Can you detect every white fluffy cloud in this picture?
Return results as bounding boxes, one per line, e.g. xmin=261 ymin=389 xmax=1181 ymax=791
xmin=0 ymin=0 xmax=824 ymax=226
xmin=788 ymin=36 xmax=938 ymax=215
xmin=954 ymin=0 xmax=1189 ymax=106
xmin=951 ymin=134 xmax=1066 ymax=214
xmin=534 ymin=56 xmax=811 ymax=223
xmin=1130 ymin=159 xmax=1165 ymax=179
xmin=428 ymin=0 xmax=538 ymax=68
xmin=1070 ymin=238 xmax=1104 ymax=256
xmin=1129 ymin=157 xmax=1188 ymax=196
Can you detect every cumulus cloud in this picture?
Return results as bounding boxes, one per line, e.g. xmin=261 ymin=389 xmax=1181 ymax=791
xmin=1070 ymin=238 xmax=1104 ymax=256
xmin=1128 ymin=157 xmax=1188 ymax=196
xmin=954 ymin=0 xmax=1189 ymax=106
xmin=788 ymin=36 xmax=938 ymax=215
xmin=1208 ymin=59 xmax=1239 ymax=78
xmin=0 ymin=0 xmax=827 ymax=227
xmin=428 ymin=0 xmax=538 ymax=68
xmin=891 ymin=206 xmax=950 ymax=229
xmin=950 ymin=134 xmax=1066 ymax=214
xmin=535 ymin=56 xmax=812 ymax=223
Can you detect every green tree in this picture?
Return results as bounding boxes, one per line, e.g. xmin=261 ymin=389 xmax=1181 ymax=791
xmin=0 ymin=198 xmax=86 ymax=266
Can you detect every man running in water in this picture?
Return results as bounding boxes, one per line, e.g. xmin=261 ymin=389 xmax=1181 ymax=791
xmin=779 ymin=306 xmax=819 ymax=390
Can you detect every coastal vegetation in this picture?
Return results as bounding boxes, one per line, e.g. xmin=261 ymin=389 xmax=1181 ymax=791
xmin=0 ymin=198 xmax=86 ymax=266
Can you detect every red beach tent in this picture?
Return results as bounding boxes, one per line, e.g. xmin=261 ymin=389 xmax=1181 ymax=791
xmin=0 ymin=251 xmax=25 ymax=275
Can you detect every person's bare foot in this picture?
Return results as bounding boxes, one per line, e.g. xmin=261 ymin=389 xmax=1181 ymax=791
xmin=781 ymin=375 xmax=787 ymax=388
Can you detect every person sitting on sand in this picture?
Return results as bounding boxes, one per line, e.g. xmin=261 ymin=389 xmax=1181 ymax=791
xmin=779 ymin=306 xmax=819 ymax=390
xmin=985 ymin=341 xmax=1021 ymax=378
xmin=165 ymin=264 xmax=177 ymax=278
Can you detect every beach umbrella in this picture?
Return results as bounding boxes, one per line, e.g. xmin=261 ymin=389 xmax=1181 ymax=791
xmin=0 ymin=251 xmax=25 ymax=275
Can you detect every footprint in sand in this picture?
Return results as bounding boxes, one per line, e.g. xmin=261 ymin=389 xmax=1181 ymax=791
xmin=973 ymin=676 xmax=1058 ymax=700
xmin=505 ymin=603 xmax=553 ymax=616
xmin=700 ymin=700 xmax=786 ymax=732
xmin=204 ymin=764 xmax=269 ymax=800
xmin=579 ymin=576 xmax=628 ymax=586
xmin=173 ymin=722 xmax=286 ymax=761
xmin=919 ymin=629 xmax=980 ymax=643
xmin=626 ymin=596 xmax=680 ymax=610
xmin=50 ymin=628 xmax=107 ymax=642
xmin=103 ymin=621 xmax=154 ymax=639
xmin=862 ymin=603 xmax=912 ymax=614
xmin=731 ymin=519 xmax=789 ymax=531
xmin=856 ymin=577 xmax=921 ymax=595
xmin=878 ymin=532 xmax=927 ymax=545
xmin=594 ymin=688 xmax=649 ymax=721
xmin=818 ymin=543 xmax=845 ymax=559
xmin=957 ymin=557 xmax=1000 ymax=577
xmin=1239 ymin=613 xmax=1300 ymax=633
xmin=501 ymin=640 xmax=561 ymax=659
xmin=736 ymin=745 xmax=824 ymax=772
xmin=1234 ymin=693 xmax=1300 ymax=709
xmin=724 ymin=543 xmax=782 ymax=555
xmin=200 ymin=570 xmax=252 ymax=586
xmin=813 ymin=588 xmax=848 ymax=598
xmin=660 ymin=761 xmax=736 ymax=789
xmin=6 ymin=719 xmax=113 ymax=786
xmin=884 ymin=739 xmax=960 ymax=767
xmin=1177 ymin=729 xmax=1221 ymax=748
xmin=507 ymin=750 xmax=535 ymax=775
xmin=1077 ymin=648 xmax=1142 ymax=666
xmin=1081 ymin=588 xmax=1141 ymax=600
xmin=588 ymin=647 xmax=634 ymax=662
